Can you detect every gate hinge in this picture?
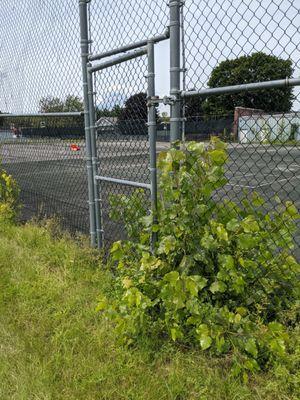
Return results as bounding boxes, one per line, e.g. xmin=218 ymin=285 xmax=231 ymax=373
xmin=147 ymin=95 xmax=177 ymax=106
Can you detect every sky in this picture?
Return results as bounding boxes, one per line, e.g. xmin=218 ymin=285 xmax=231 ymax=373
xmin=0 ymin=0 xmax=299 ymax=114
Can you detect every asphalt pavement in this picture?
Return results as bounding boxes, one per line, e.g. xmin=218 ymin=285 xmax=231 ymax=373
xmin=1 ymin=137 xmax=299 ymax=258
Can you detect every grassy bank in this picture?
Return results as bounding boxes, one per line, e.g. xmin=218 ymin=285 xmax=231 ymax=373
xmin=0 ymin=221 xmax=298 ymax=400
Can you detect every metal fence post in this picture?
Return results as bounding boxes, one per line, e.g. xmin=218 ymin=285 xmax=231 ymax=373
xmin=147 ymin=40 xmax=158 ymax=251
xmin=180 ymin=3 xmax=186 ymax=141
xmin=79 ymin=0 xmax=97 ymax=247
xmin=169 ymin=0 xmax=182 ymax=143
xmin=87 ymin=67 xmax=103 ymax=248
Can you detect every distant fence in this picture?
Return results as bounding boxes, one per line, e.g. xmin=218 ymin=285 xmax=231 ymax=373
xmin=21 ymin=126 xmax=85 ymax=139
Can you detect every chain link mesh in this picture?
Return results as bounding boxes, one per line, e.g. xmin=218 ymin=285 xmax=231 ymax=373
xmin=0 ymin=0 xmax=82 ymax=113
xmin=0 ymin=116 xmax=87 ymax=233
xmin=0 ymin=0 xmax=299 ymax=262
xmin=184 ymin=0 xmax=299 ymax=93
xmin=183 ymin=0 xmax=300 ymax=260
xmin=0 ymin=0 xmax=87 ymax=234
xmin=88 ymin=0 xmax=168 ymax=245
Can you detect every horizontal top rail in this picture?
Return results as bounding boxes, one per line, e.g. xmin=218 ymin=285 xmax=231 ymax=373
xmin=0 ymin=112 xmax=83 ymax=118
xmin=182 ymin=78 xmax=300 ymax=98
xmin=89 ymin=29 xmax=169 ymax=62
xmin=88 ymin=47 xmax=148 ymax=73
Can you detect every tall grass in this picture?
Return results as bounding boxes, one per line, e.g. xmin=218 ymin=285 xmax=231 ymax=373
xmin=0 ymin=221 xmax=298 ymax=400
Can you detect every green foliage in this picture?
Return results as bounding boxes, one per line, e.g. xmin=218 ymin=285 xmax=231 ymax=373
xmin=38 ymin=95 xmax=84 ymax=128
xmin=118 ymin=92 xmax=149 ymax=122
xmin=96 ymin=104 xmax=122 ymax=120
xmin=219 ymin=128 xmax=235 ymax=142
xmin=39 ymin=95 xmax=65 ymax=113
xmin=1 ymin=95 xmax=83 ymax=129
xmin=109 ymin=189 xmax=149 ymax=240
xmin=63 ymin=95 xmax=84 ymax=112
xmin=0 ymin=163 xmax=19 ymax=222
xmin=39 ymin=95 xmax=83 ymax=113
xmin=204 ymin=52 xmax=294 ymax=115
xmin=117 ymin=92 xmax=159 ymax=135
xmin=0 ymin=221 xmax=299 ymax=399
xmin=184 ymin=94 xmax=205 ymax=119
xmin=102 ymin=138 xmax=300 ymax=376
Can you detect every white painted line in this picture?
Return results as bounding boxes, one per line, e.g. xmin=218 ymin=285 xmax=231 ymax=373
xmin=225 ymin=182 xmax=259 ymax=189
xmin=226 ymin=172 xmax=256 ymax=178
xmin=256 ymin=174 xmax=300 ymax=188
xmin=226 ymin=174 xmax=300 ymax=189
xmin=256 ymin=148 xmax=278 ymax=153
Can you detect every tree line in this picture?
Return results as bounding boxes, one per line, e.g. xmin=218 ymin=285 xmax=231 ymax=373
xmin=41 ymin=52 xmax=295 ymax=123
xmin=0 ymin=52 xmax=294 ymax=129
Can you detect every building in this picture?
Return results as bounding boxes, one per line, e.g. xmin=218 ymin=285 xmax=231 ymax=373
xmin=95 ymin=117 xmax=118 ymax=135
xmin=236 ymin=109 xmax=300 ymax=143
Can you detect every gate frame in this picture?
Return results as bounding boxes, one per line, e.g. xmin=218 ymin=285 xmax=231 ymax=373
xmin=79 ymin=0 xmax=170 ymax=249
xmin=79 ymin=0 xmax=97 ymax=247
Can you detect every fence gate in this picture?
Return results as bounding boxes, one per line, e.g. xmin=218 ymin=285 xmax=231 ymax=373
xmin=79 ymin=0 xmax=176 ymax=249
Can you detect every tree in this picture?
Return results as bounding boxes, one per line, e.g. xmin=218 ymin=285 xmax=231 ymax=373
xmin=184 ymin=94 xmax=205 ymax=119
xmin=118 ymin=92 xmax=148 ymax=122
xmin=39 ymin=96 xmax=64 ymax=113
xmin=96 ymin=104 xmax=122 ymax=120
xmin=118 ymin=92 xmax=159 ymax=122
xmin=111 ymin=105 xmax=122 ymax=118
xmin=39 ymin=95 xmax=83 ymax=113
xmin=64 ymin=95 xmax=84 ymax=112
xmin=203 ymin=52 xmax=294 ymax=116
xmin=38 ymin=95 xmax=84 ymax=128
xmin=117 ymin=92 xmax=159 ymax=135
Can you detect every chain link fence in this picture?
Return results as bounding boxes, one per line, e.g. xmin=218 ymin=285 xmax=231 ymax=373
xmin=0 ymin=0 xmax=299 ymax=261
xmin=182 ymin=0 xmax=300 ymax=260
xmin=0 ymin=0 xmax=88 ymax=234
xmin=0 ymin=115 xmax=88 ymax=233
xmin=0 ymin=0 xmax=82 ymax=113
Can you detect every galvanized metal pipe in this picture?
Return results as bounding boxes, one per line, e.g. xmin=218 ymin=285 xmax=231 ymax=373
xmin=95 ymin=175 xmax=151 ymax=190
xmin=87 ymin=67 xmax=103 ymax=249
xmin=89 ymin=29 xmax=169 ymax=62
xmin=0 ymin=112 xmax=83 ymax=118
xmin=182 ymin=78 xmax=300 ymax=98
xmin=79 ymin=0 xmax=97 ymax=247
xmin=180 ymin=4 xmax=186 ymax=141
xmin=88 ymin=47 xmax=148 ymax=73
xmin=147 ymin=40 xmax=158 ymax=250
xmin=169 ymin=0 xmax=182 ymax=143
